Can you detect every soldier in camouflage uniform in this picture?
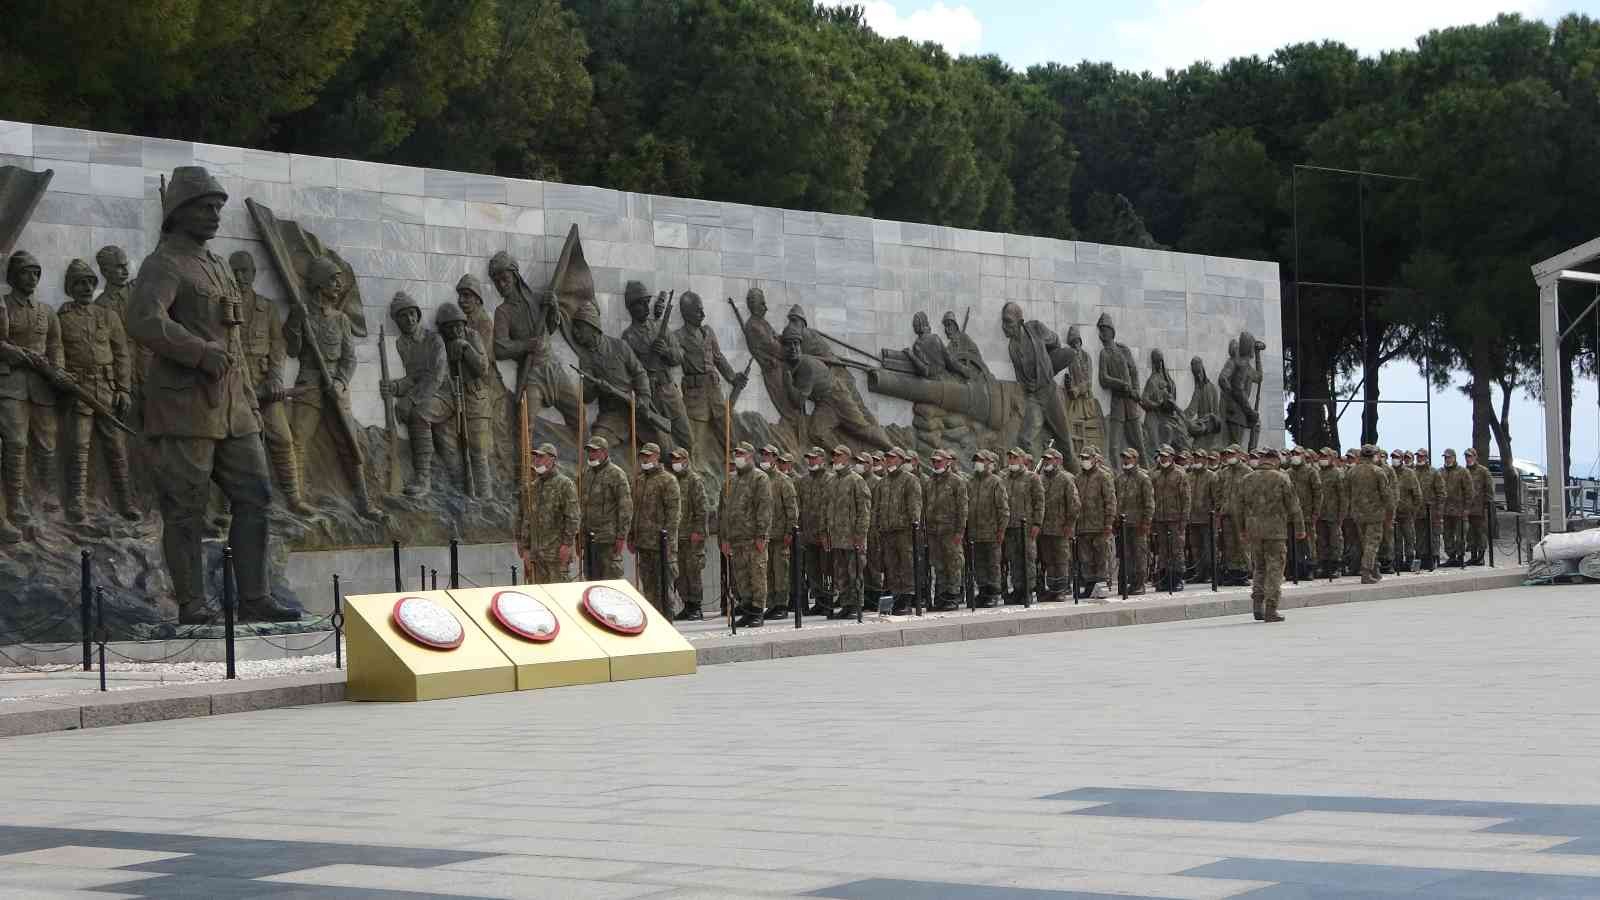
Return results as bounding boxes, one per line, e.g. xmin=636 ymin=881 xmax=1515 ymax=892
xmin=231 ymin=250 xmax=312 ymax=515
xmin=1150 ymin=444 xmax=1188 ymax=591
xmin=1215 ymin=444 xmax=1252 ymax=584
xmin=438 ymin=302 xmax=493 ymax=498
xmin=671 ymin=446 xmax=708 ymax=620
xmin=1439 ymin=448 xmax=1471 ymax=565
xmin=1413 ymin=448 xmax=1444 ymax=567
xmin=56 ymin=259 xmax=138 ymax=523
xmin=526 ymin=442 xmax=578 ymax=584
xmin=630 ymin=442 xmax=681 ymax=617
xmin=384 ymin=291 xmax=451 ymax=498
xmin=1465 ymin=447 xmax=1493 ymax=565
xmin=1341 ymin=448 xmax=1362 ymax=574
xmin=1075 ymin=448 xmax=1117 ymax=598
xmin=1114 ymin=447 xmax=1154 ymax=594
xmin=876 ymin=447 xmax=923 ymax=614
xmin=1347 ymin=445 xmax=1395 ymax=583
xmin=1235 ymin=447 xmax=1304 ymax=622
xmin=1392 ymin=448 xmax=1423 ymax=572
xmin=1315 ymin=447 xmax=1346 ymax=577
xmin=1038 ymin=447 xmax=1080 ymax=601
xmin=760 ymin=443 xmax=799 ymax=617
xmin=796 ymin=446 xmax=833 ymax=615
xmin=925 ymin=448 xmax=970 ymax=610
xmin=825 ymin=444 xmax=872 ymax=617
xmin=580 ymin=436 xmax=633 ymax=580
xmin=0 ymin=250 xmax=60 ymax=530
xmin=1374 ymin=448 xmax=1399 ymax=573
xmin=1185 ymin=450 xmax=1215 ymax=583
xmin=866 ymin=450 xmax=887 ymax=602
xmin=722 ymin=441 xmax=772 ymax=626
xmin=1002 ymin=448 xmax=1043 ymax=604
xmin=967 ymin=450 xmax=1009 ymax=606
xmin=621 ymin=281 xmax=692 ymax=453
xmin=1286 ymin=447 xmax=1321 ymax=580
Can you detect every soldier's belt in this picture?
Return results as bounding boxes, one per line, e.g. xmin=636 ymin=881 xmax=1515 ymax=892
xmin=680 ymin=372 xmax=719 ymax=388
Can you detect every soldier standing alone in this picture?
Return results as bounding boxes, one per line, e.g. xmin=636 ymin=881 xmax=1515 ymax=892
xmin=671 ymin=447 xmax=707 ymax=620
xmin=1465 ymin=448 xmax=1493 ymax=565
xmin=1075 ymin=448 xmax=1118 ymax=598
xmin=630 ymin=442 xmax=681 ymax=617
xmin=721 ymin=441 xmax=772 ymax=626
xmin=1235 ymin=447 xmax=1304 ymax=622
xmin=1439 ymin=448 xmax=1471 ymax=566
xmin=580 ymin=437 xmax=633 ymax=580
xmin=525 ymin=442 xmax=578 ymax=584
xmin=57 ymin=259 xmax=138 ymax=522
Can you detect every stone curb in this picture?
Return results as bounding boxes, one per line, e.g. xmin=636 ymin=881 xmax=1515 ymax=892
xmin=0 ymin=569 xmax=1525 ymax=738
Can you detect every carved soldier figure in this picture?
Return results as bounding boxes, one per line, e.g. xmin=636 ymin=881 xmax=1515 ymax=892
xmin=383 ymin=291 xmax=450 ymax=497
xmin=907 ymin=311 xmax=953 ymax=381
xmin=781 ymin=321 xmax=891 ymax=450
xmin=127 ymin=167 xmax=296 ymax=623
xmin=1223 ymin=331 xmax=1264 ymax=448
xmin=1097 ymin=312 xmax=1143 ymax=462
xmin=571 ymin=298 xmax=648 ymax=452
xmin=741 ymin=287 xmax=800 ymax=421
xmin=941 ymin=311 xmax=988 ymax=380
xmin=1185 ymin=356 xmax=1223 ymax=451
xmin=1062 ymin=325 xmax=1105 ymax=456
xmin=0 ymin=250 xmax=60 ymax=530
xmin=232 ymin=250 xmax=313 ymax=515
xmin=677 ymin=291 xmax=746 ymax=462
xmin=57 ymin=259 xmax=137 ymax=522
xmin=621 ymin=281 xmax=692 ymax=452
xmin=454 ymin=273 xmax=503 ymax=392
xmin=439 ymin=302 xmax=493 ymax=498
xmin=286 ymin=256 xmax=376 ymax=516
xmin=489 ymin=251 xmax=579 ymax=429
xmin=1001 ymin=302 xmax=1074 ymax=459
xmin=1141 ymin=349 xmax=1189 ymax=453
xmin=94 ymin=245 xmax=144 ymax=421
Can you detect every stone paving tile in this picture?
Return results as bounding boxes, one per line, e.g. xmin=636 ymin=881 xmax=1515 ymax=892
xmin=261 ymin=863 xmax=661 ymax=898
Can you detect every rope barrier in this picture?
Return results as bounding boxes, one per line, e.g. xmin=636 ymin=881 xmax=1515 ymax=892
xmin=0 ymin=607 xmax=84 ymax=646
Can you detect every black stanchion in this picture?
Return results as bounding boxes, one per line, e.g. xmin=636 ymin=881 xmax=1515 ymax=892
xmin=1487 ymin=499 xmax=1496 ymax=568
xmin=419 ymin=564 xmax=425 ymax=590
xmin=80 ymin=549 xmax=92 ymax=672
xmin=449 ymin=538 xmax=460 ymax=589
xmin=792 ymin=526 xmax=803 ymax=629
xmin=964 ymin=537 xmax=975 ymax=610
xmin=1515 ymin=508 xmax=1523 ymax=565
xmin=429 ymin=568 xmax=437 ymax=591
xmin=222 ymin=546 xmax=237 ymax=680
xmin=392 ymin=539 xmax=402 ymax=591
xmin=658 ymin=528 xmax=670 ymax=616
xmin=95 ymin=586 xmax=106 ymax=692
xmin=1119 ymin=515 xmax=1131 ymax=601
xmin=332 ymin=573 xmax=344 ymax=670
xmin=856 ymin=548 xmax=864 ymax=624
xmin=585 ymin=531 xmax=596 ymax=581
xmin=722 ymin=550 xmax=736 ymax=636
xmin=511 ymin=565 xmax=518 ymax=585
xmin=913 ymin=522 xmax=925 ymax=617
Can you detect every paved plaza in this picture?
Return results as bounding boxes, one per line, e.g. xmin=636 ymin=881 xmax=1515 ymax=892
xmin=0 ymin=584 xmax=1595 ymax=898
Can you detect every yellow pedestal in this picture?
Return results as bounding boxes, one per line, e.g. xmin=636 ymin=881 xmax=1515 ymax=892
xmin=344 ymin=590 xmax=516 ymax=701
xmin=534 ymin=580 xmax=697 ymax=681
xmin=446 ymin=587 xmax=611 ymax=690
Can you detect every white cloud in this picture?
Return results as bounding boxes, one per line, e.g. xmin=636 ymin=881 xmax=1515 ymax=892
xmin=1110 ymin=0 xmax=1551 ymax=74
xmin=822 ymin=1 xmax=985 ymax=55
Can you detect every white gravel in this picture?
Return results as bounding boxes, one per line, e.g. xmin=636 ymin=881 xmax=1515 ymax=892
xmin=0 ymin=651 xmax=341 ymax=702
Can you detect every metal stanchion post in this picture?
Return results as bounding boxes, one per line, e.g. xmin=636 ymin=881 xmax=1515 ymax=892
xmin=511 ymin=565 xmax=518 ymax=585
xmin=95 ymin=586 xmax=106 ymax=692
xmin=429 ymin=568 xmax=437 ymax=591
xmin=1119 ymin=515 xmax=1130 ymax=601
xmin=1487 ymin=499 xmax=1496 ymax=568
xmin=1515 ymin=508 xmax=1523 ymax=565
xmin=222 ymin=546 xmax=237 ymax=680
xmin=658 ymin=528 xmax=670 ymax=617
xmin=392 ymin=540 xmax=402 ymax=591
xmin=585 ymin=531 xmax=596 ymax=581
xmin=913 ymin=522 xmax=925 ymax=617
xmin=419 ymin=564 xmax=425 ymax=590
xmin=80 ymin=549 xmax=92 ymax=672
xmin=332 ymin=573 xmax=344 ymax=670
xmin=449 ymin=538 xmax=460 ymax=589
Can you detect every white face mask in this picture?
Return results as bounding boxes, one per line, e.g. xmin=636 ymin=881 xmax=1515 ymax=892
xmin=807 ymin=461 xmax=822 ymax=472
xmin=533 ymin=463 xmax=549 ymax=475
xmin=1159 ymin=459 xmax=1172 ymax=468
xmin=671 ymin=462 xmax=686 ymax=473
xmin=587 ymin=455 xmax=603 ymax=469
xmin=1318 ymin=459 xmax=1330 ymax=468
xmin=1290 ymin=456 xmax=1302 ymax=466
xmin=642 ymin=460 xmax=658 ymax=471
xmin=1122 ymin=462 xmax=1135 ymax=472
xmin=902 ymin=462 xmax=917 ymax=473
xmin=853 ymin=463 xmax=866 ymax=475
xmin=735 ymin=455 xmax=751 ymax=470
xmin=974 ymin=462 xmax=987 ymax=474
xmin=1044 ymin=462 xmax=1057 ymax=473
xmin=833 ymin=461 xmax=848 ymax=473
xmin=758 ymin=460 xmax=772 ymax=471
xmin=1081 ymin=460 xmax=1094 ymax=472
xmin=1006 ymin=463 xmax=1019 ymax=474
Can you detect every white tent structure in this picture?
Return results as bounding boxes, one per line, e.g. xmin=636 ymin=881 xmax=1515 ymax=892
xmin=1531 ymin=238 xmax=1600 ymax=532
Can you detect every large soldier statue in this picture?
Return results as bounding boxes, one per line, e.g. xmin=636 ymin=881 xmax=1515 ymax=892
xmin=126 ymin=167 xmax=298 ymax=623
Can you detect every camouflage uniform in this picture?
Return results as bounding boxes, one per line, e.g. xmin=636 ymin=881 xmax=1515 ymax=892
xmin=1115 ymin=453 xmax=1155 ymax=593
xmin=865 ymin=454 xmax=885 ymax=597
xmin=1286 ymin=455 xmax=1321 ymax=578
xmin=232 ymin=250 xmax=307 ymax=511
xmin=1347 ymin=448 xmax=1395 ymax=581
xmin=526 ymin=443 xmax=578 ymax=584
xmin=723 ymin=443 xmax=773 ymax=616
xmin=1038 ymin=451 xmax=1080 ymax=601
xmin=1186 ymin=459 xmax=1215 ymax=582
xmin=878 ymin=448 xmax=924 ymax=608
xmin=0 ymin=251 xmax=61 ymax=525
xmin=630 ymin=444 xmax=681 ymax=617
xmin=1150 ymin=452 xmax=1189 ymax=590
xmin=1376 ymin=455 xmax=1398 ymax=569
xmin=1004 ymin=450 xmax=1044 ymax=603
xmin=967 ymin=451 xmax=1010 ymax=605
xmin=763 ymin=447 xmax=799 ymax=613
xmin=672 ymin=448 xmax=708 ymax=617
xmin=1393 ymin=455 xmax=1423 ymax=570
xmin=1075 ymin=453 xmax=1118 ymax=593
xmin=1414 ymin=456 xmax=1444 ymax=565
xmin=1235 ymin=449 xmax=1304 ymax=620
xmin=1216 ymin=447 xmax=1252 ymax=580
xmin=796 ymin=451 xmax=833 ymax=609
xmin=825 ymin=449 xmax=872 ymax=616
xmin=580 ymin=438 xmax=633 ymax=580
xmin=1315 ymin=451 xmax=1346 ymax=575
xmin=1440 ymin=455 xmax=1472 ymax=563
xmin=925 ymin=450 xmax=970 ymax=609
xmin=1466 ymin=459 xmax=1493 ymax=562
xmin=57 ymin=259 xmax=136 ymax=520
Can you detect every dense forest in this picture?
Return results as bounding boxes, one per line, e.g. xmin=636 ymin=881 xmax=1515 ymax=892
xmin=3 ymin=1 xmax=1597 ymax=501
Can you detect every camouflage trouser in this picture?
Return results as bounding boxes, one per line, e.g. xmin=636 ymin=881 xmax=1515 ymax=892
xmin=881 ymin=529 xmax=915 ymax=596
xmin=1316 ymin=518 xmax=1343 ymax=565
xmin=1393 ymin=513 xmax=1416 ymax=569
xmin=767 ymin=537 xmax=791 ymax=609
xmin=1219 ymin=514 xmax=1247 ymax=570
xmin=636 ymin=549 xmax=680 ymax=618
xmin=829 ymin=547 xmax=860 ymax=612
xmin=1381 ymin=518 xmax=1395 ymax=564
xmin=867 ymin=531 xmax=884 ymax=591
xmin=1414 ymin=515 xmax=1439 ymax=563
xmin=1443 ymin=515 xmax=1465 ymax=559
xmin=1467 ymin=514 xmax=1488 ymax=557
xmin=728 ymin=539 xmax=767 ymax=613
xmin=588 ymin=539 xmax=625 ymax=580
xmin=1116 ymin=526 xmax=1148 ymax=592
xmin=971 ymin=540 xmax=1002 ymax=595
xmin=802 ymin=541 xmax=829 ymax=602
xmin=1358 ymin=520 xmax=1384 ymax=577
xmin=1186 ymin=522 xmax=1212 ymax=581
xmin=1078 ymin=531 xmax=1114 ymax=585
xmin=527 ymin=549 xmax=571 ymax=585
xmin=1151 ymin=521 xmax=1185 ymax=586
xmin=1343 ymin=520 xmax=1360 ymax=571
xmin=1003 ymin=526 xmax=1035 ymax=600
xmin=1249 ymin=538 xmax=1288 ymax=613
xmin=1038 ymin=533 xmax=1071 ymax=596
xmin=676 ymin=538 xmax=705 ymax=609
xmin=929 ymin=531 xmax=964 ymax=600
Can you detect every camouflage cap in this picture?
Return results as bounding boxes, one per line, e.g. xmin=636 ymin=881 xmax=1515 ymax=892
xmin=1007 ymin=446 xmax=1026 ymax=458
xmin=670 ymin=447 xmax=691 ymax=460
xmin=640 ymin=442 xmax=661 ymax=457
xmin=870 ymin=451 xmax=885 ymax=461
xmin=886 ymin=446 xmax=906 ymax=459
xmin=1157 ymin=444 xmax=1174 ymax=456
xmin=1224 ymin=443 xmax=1242 ymax=455
xmin=533 ymin=442 xmax=557 ymax=457
xmin=1260 ymin=447 xmax=1281 ymax=460
xmin=1320 ymin=446 xmax=1336 ymax=456
xmin=585 ymin=436 xmax=608 ymax=451
xmin=1417 ymin=447 xmax=1430 ymax=456
xmin=855 ymin=451 xmax=872 ymax=464
xmin=804 ymin=446 xmax=825 ymax=459
xmin=734 ymin=440 xmax=755 ymax=455
xmin=1359 ymin=444 xmax=1376 ymax=456
xmin=1077 ymin=447 xmax=1093 ymax=459
xmin=1121 ymin=447 xmax=1140 ymax=460
xmin=779 ymin=452 xmax=794 ymax=464
xmin=1042 ymin=447 xmax=1063 ymax=461
xmin=63 ymin=258 xmax=97 ymax=290
xmin=1208 ymin=450 xmax=1220 ymax=461
xmin=831 ymin=444 xmax=851 ymax=457
xmin=760 ymin=443 xmax=779 ymax=455
xmin=455 ymin=272 xmax=484 ymax=300
xmin=1442 ymin=447 xmax=1457 ymax=456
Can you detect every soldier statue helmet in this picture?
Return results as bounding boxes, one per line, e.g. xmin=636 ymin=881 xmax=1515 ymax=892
xmin=941 ymin=310 xmax=961 ymax=340
xmin=160 ymin=165 xmax=227 ymax=233
xmin=435 ymin=300 xmax=467 ymax=339
xmin=745 ymin=286 xmax=767 ymax=318
xmin=1096 ymin=311 xmax=1116 ymax=344
xmin=6 ymin=250 xmax=41 ymax=293
xmin=912 ymin=311 xmax=930 ymax=336
xmin=388 ymin=290 xmax=422 ymax=330
xmin=571 ymin=298 xmax=603 ymax=349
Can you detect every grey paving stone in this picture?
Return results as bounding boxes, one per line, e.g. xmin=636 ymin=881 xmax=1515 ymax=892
xmin=810 ymin=879 xmax=1179 ymax=899
xmin=0 ymin=704 xmax=80 ymax=738
xmin=770 ymin=635 xmax=845 ymax=659
xmin=902 ymin=623 xmax=964 ymax=646
xmin=1181 ymin=858 xmax=1457 ymax=891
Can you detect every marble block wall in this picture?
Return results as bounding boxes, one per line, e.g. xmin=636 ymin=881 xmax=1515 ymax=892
xmin=0 ymin=118 xmax=1285 ymax=448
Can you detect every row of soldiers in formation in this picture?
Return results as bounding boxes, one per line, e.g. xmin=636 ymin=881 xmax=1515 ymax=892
xmin=517 ymin=429 xmax=1500 ymax=627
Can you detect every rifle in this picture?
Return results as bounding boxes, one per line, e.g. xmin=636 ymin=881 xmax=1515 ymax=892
xmin=723 ymin=297 xmax=756 ymax=408
xmin=377 ymin=326 xmax=402 ymax=494
xmin=567 ymin=364 xmax=672 ymax=435
xmin=453 ymin=358 xmax=474 ymax=497
xmin=20 ymin=356 xmax=136 ymax=435
xmin=653 ymin=290 xmax=675 ymax=342
xmin=259 ymin=385 xmax=315 ymax=406
xmin=518 ymin=393 xmax=532 ymax=576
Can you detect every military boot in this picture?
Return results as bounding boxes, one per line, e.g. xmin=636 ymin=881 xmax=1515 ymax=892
xmin=0 ymin=512 xmax=20 ymax=543
xmin=405 ymin=439 xmax=434 ymax=498
xmin=1263 ymin=600 xmax=1285 ymax=623
xmin=1252 ymin=596 xmax=1264 ymax=620
xmin=109 ymin=462 xmax=140 ymax=521
xmin=891 ymin=594 xmax=913 ymax=615
xmin=64 ymin=448 xmax=89 ymax=523
xmin=177 ymin=599 xmax=217 ymax=625
xmin=353 ymin=467 xmax=382 ymax=519
xmin=3 ymin=449 xmax=31 ymax=525
xmin=674 ymin=604 xmax=704 ymax=622
xmin=931 ymin=593 xmax=961 ymax=612
xmin=272 ymin=444 xmax=316 ymax=516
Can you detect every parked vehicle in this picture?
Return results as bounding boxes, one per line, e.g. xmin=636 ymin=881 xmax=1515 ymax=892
xmin=1486 ymin=457 xmax=1546 ymax=510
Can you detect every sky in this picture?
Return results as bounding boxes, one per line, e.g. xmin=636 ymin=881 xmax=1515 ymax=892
xmin=821 ymin=0 xmax=1600 ymax=475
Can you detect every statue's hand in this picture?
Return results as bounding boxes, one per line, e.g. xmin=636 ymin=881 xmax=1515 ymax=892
xmin=733 ymin=372 xmax=749 ymax=390
xmin=114 ymin=391 xmax=131 ymax=417
xmin=197 ymin=343 xmax=229 ymax=381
